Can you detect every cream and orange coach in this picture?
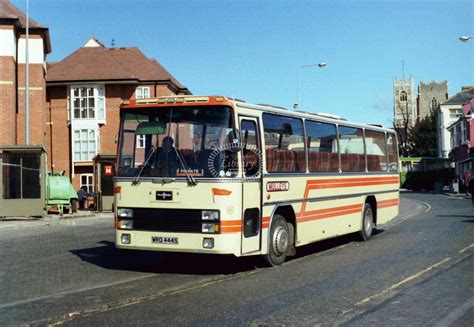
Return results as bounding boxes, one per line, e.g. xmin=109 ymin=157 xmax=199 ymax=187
xmin=114 ymin=96 xmax=399 ymax=266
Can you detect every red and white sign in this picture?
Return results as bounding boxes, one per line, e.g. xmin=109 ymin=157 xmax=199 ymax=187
xmin=104 ymin=165 xmax=113 ymax=176
xmin=266 ymin=181 xmax=290 ymax=192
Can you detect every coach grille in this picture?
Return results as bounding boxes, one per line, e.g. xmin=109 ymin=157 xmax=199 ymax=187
xmin=131 ymin=208 xmax=203 ymax=233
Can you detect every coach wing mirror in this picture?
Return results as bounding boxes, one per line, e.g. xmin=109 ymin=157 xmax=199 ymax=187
xmin=229 ymin=128 xmax=241 ymax=153
xmin=135 ymin=121 xmax=167 ymax=135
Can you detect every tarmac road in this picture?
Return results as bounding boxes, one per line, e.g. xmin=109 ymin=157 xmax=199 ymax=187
xmin=0 ymin=192 xmax=473 ymax=326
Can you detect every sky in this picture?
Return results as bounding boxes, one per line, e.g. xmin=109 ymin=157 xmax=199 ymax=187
xmin=12 ymin=0 xmax=474 ymax=127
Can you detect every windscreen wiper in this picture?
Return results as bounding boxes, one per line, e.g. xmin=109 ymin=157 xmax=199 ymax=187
xmin=174 ymin=148 xmax=197 ymax=186
xmin=132 ymin=146 xmax=156 ymax=185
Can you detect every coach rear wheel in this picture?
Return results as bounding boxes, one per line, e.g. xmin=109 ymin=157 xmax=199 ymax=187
xmin=359 ymin=203 xmax=374 ymax=241
xmin=265 ymin=214 xmax=290 ymax=266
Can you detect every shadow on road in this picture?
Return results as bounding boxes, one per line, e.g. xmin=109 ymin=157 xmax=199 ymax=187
xmin=437 ymin=215 xmax=474 ymax=218
xmin=290 ymin=229 xmax=384 ymax=262
xmin=70 ymin=241 xmax=259 ymax=275
xmin=70 ymin=231 xmax=383 ymax=275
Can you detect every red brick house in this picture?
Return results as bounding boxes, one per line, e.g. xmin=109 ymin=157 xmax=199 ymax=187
xmin=0 ymin=0 xmax=51 ymax=145
xmin=0 ymin=0 xmax=52 ymax=215
xmin=46 ymin=37 xmax=191 ymax=191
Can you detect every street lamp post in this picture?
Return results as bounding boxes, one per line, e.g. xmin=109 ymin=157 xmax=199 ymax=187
xmin=294 ymin=62 xmax=326 ymax=110
xmin=459 ymin=36 xmax=473 ymax=42
xmin=25 ymin=0 xmax=30 ymax=145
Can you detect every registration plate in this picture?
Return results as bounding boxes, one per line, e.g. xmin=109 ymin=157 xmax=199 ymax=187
xmin=152 ymin=236 xmax=179 ymax=244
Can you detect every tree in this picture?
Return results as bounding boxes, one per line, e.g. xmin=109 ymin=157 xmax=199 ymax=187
xmin=393 ymin=102 xmax=412 ymax=157
xmin=406 ymin=109 xmax=438 ymax=157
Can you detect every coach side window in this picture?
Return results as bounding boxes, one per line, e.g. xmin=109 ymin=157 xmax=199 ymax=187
xmin=263 ymin=113 xmax=305 ymax=173
xmin=306 ymin=121 xmax=339 ymax=172
xmin=386 ymin=133 xmax=399 ymax=172
xmin=338 ymin=126 xmax=365 ymax=172
xmin=365 ymin=130 xmax=388 ymax=171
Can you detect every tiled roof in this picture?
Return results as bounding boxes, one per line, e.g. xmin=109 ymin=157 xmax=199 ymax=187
xmin=443 ymin=87 xmax=474 ymax=105
xmin=46 ymin=45 xmax=189 ymax=93
xmin=0 ymin=0 xmax=51 ymax=54
xmin=0 ymin=0 xmax=45 ymax=29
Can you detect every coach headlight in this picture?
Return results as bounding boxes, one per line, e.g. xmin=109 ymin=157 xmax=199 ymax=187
xmin=202 ymin=223 xmax=220 ymax=234
xmin=202 ymin=210 xmax=219 ymax=221
xmin=119 ymin=219 xmax=133 ymax=230
xmin=118 ymin=208 xmax=133 ymax=218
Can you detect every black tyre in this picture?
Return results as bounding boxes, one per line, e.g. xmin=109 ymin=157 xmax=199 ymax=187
xmin=358 ymin=203 xmax=374 ymax=241
xmin=265 ymin=214 xmax=290 ymax=266
xmin=71 ymin=199 xmax=78 ymax=213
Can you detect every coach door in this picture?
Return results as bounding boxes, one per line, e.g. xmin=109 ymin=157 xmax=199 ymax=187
xmin=239 ymin=117 xmax=262 ymax=254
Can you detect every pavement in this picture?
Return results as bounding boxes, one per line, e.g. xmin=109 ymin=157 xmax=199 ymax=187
xmin=0 ymin=210 xmax=113 ymax=229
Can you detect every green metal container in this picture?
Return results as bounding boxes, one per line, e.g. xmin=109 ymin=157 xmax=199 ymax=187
xmin=45 ymin=174 xmax=78 ymax=214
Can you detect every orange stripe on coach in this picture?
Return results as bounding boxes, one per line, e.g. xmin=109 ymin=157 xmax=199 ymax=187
xmin=306 ymin=176 xmax=399 ymax=186
xmin=378 ymin=198 xmax=399 ymax=208
xmin=220 ymin=219 xmax=241 ymax=233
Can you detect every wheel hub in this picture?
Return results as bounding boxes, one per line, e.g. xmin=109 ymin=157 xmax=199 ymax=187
xmin=365 ymin=211 xmax=373 ymax=234
xmin=273 ymin=226 xmax=288 ymax=255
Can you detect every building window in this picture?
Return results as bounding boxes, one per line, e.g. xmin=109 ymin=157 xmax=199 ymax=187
xmin=136 ymin=135 xmax=146 ymax=148
xmin=80 ymin=174 xmax=94 ymax=194
xmin=400 ymin=91 xmax=407 ymax=102
xmin=431 ymin=98 xmax=438 ymax=111
xmin=71 ymin=86 xmax=105 ymax=120
xmin=136 ymin=87 xmax=150 ymax=99
xmin=73 ymin=129 xmax=98 ymax=162
xmin=449 ymin=108 xmax=463 ymax=121
xmin=2 ymin=152 xmax=41 ymax=199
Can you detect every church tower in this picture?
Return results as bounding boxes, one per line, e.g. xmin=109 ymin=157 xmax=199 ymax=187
xmin=393 ymin=76 xmax=417 ymax=129
xmin=417 ymin=81 xmax=448 ymax=119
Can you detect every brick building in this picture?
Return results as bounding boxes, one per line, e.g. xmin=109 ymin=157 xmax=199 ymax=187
xmin=0 ymin=0 xmax=52 ymax=215
xmin=46 ymin=37 xmax=191 ymax=190
xmin=0 ymin=0 xmax=51 ymax=145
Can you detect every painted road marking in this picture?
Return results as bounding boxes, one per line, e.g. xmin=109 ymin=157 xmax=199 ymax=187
xmin=355 ymin=257 xmax=451 ymax=306
xmin=459 ymin=243 xmax=474 ymax=254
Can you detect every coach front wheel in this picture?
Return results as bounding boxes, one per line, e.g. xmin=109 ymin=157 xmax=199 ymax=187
xmin=265 ymin=214 xmax=290 ymax=266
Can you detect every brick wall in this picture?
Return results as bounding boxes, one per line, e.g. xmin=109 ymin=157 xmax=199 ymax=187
xmin=99 ymin=84 xmax=135 ymax=156
xmin=16 ymin=64 xmax=47 ymax=146
xmin=46 ymin=86 xmax=70 ymax=176
xmin=0 ymin=56 xmax=16 ymax=145
xmin=130 ymin=84 xmax=176 ymax=99
xmin=157 ymin=84 xmax=175 ymax=97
